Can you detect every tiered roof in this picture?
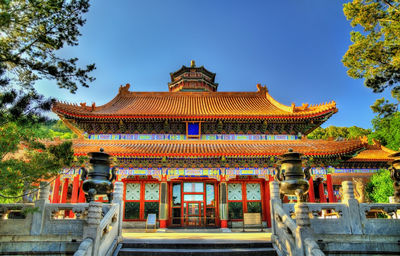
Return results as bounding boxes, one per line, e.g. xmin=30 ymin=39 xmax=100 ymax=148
xmin=168 ymin=60 xmax=218 ymax=92
xmin=53 ymin=83 xmax=337 ymax=122
xmin=72 ymin=138 xmax=365 ymax=158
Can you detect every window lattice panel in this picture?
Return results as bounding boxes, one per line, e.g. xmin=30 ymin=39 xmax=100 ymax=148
xmin=228 ymin=183 xmax=242 ymax=201
xmin=246 ymin=183 xmax=261 ymax=200
xmin=145 ymin=183 xmax=159 ymax=200
xmin=125 ymin=183 xmax=141 ymax=200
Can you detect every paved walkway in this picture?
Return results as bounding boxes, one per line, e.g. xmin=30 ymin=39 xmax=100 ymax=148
xmin=122 ymin=229 xmax=272 ymax=242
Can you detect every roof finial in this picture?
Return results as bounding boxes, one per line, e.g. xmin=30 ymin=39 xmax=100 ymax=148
xmin=190 ymin=60 xmax=195 ymax=67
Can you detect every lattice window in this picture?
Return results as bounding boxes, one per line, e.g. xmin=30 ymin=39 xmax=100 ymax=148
xmin=145 ymin=183 xmax=159 ymax=200
xmin=246 ymin=183 xmax=261 ymax=200
xmin=125 ymin=183 xmax=140 ymax=200
xmin=228 ymin=183 xmax=242 ymax=200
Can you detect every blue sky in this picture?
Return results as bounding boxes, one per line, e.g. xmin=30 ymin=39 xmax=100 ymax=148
xmin=36 ymin=0 xmax=388 ymax=129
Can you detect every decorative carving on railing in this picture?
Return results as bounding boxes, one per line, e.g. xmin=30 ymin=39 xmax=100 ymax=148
xmin=284 ymin=203 xmax=345 ymax=219
xmin=360 ymin=203 xmax=400 ymax=219
xmin=46 ymin=203 xmax=89 ymax=220
xmin=0 ymin=203 xmax=35 ymax=219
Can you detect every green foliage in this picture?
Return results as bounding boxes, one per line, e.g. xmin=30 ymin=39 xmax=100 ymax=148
xmin=0 ymin=122 xmax=74 ymax=202
xmin=0 ymin=0 xmax=95 ymax=124
xmin=0 ymin=0 xmax=95 ymax=92
xmin=307 ymin=126 xmax=371 ymax=140
xmin=343 ymin=0 xmax=400 ymax=116
xmin=0 ymin=1 xmax=91 ymax=202
xmin=343 ymin=0 xmax=400 ymax=92
xmin=368 ymin=111 xmax=400 ymax=150
xmin=366 ymin=169 xmax=394 ymax=202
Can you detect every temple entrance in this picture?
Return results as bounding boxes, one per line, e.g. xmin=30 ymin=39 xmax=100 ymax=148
xmin=170 ymin=181 xmax=217 ymax=228
xmin=184 ymin=202 xmax=202 ymax=227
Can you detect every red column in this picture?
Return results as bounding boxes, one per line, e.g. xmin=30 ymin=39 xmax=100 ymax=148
xmin=60 ymin=178 xmax=69 ymax=217
xmin=318 ymin=181 xmax=327 ymax=203
xmin=52 ymin=176 xmax=61 ymax=203
xmin=326 ymin=174 xmax=335 ymax=203
xmin=308 ymin=177 xmax=315 ymax=203
xmin=265 ymin=175 xmax=274 ymax=227
xmin=71 ymin=176 xmax=80 ymax=203
xmin=60 ymin=178 xmax=69 ymax=203
xmin=78 ymin=180 xmax=86 ymax=203
xmin=69 ymin=175 xmax=80 ymax=218
xmin=219 ymin=176 xmax=228 ymax=228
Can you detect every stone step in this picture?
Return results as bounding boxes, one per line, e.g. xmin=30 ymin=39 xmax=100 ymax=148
xmin=115 ymin=241 xmax=276 ymax=256
xmin=121 ymin=241 xmax=273 ymax=249
xmin=117 ymin=247 xmax=277 ymax=256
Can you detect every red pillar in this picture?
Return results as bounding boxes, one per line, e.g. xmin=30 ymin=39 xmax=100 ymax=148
xmin=60 ymin=178 xmax=69 ymax=217
xmin=60 ymin=178 xmax=69 ymax=203
xmin=78 ymin=180 xmax=86 ymax=203
xmin=308 ymin=177 xmax=315 ymax=203
xmin=265 ymin=175 xmax=274 ymax=227
xmin=69 ymin=175 xmax=80 ymax=218
xmin=71 ymin=175 xmax=80 ymax=203
xmin=318 ymin=181 xmax=327 ymax=203
xmin=326 ymin=174 xmax=335 ymax=203
xmin=52 ymin=176 xmax=61 ymax=203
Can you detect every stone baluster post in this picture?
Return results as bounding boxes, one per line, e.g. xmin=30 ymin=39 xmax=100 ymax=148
xmin=269 ymin=181 xmax=280 ymax=235
xmin=31 ymin=182 xmax=50 ymax=235
xmin=112 ymin=182 xmax=124 ymax=240
xmin=295 ymin=203 xmax=313 ymax=256
xmin=341 ymin=181 xmax=362 ymax=234
xmin=83 ymin=202 xmax=102 ymax=256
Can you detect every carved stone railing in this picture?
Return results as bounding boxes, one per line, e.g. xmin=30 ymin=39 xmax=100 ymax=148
xmin=270 ymin=181 xmax=324 ymax=256
xmin=42 ymin=203 xmax=90 ymax=236
xmin=271 ymin=180 xmax=400 ymax=256
xmin=74 ymin=181 xmax=124 ymax=256
xmin=271 ymin=202 xmax=297 ymax=255
xmin=97 ymin=204 xmax=120 ymax=255
xmin=0 ymin=182 xmax=124 ymax=256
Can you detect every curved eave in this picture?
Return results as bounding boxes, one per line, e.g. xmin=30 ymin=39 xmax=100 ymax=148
xmin=53 ymin=107 xmax=337 ymax=121
xmin=72 ymin=143 xmax=363 ymax=158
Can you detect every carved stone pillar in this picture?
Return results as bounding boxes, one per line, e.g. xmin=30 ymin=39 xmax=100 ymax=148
xmin=295 ymin=203 xmax=311 ymax=227
xmin=112 ymin=182 xmax=124 ymax=238
xmin=31 ymin=182 xmax=50 ymax=235
xmin=294 ymin=203 xmax=313 ymax=256
xmin=341 ymin=181 xmax=362 ymax=234
xmin=84 ymin=202 xmax=102 ymax=256
xmin=342 ymin=181 xmax=355 ymax=202
xmin=38 ymin=182 xmax=50 ymax=203
xmin=270 ymin=181 xmax=280 ymax=201
xmin=269 ymin=181 xmax=281 ymax=235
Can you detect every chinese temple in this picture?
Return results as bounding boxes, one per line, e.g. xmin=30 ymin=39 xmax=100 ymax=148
xmin=52 ymin=61 xmax=394 ymax=229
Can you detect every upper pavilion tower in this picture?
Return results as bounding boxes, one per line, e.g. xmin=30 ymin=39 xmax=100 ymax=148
xmin=168 ymin=60 xmax=218 ymax=92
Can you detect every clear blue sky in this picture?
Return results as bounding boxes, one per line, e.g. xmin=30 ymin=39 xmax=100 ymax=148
xmin=36 ymin=0 xmax=388 ymax=129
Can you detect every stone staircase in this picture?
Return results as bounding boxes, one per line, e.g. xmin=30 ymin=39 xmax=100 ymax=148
xmin=114 ymin=239 xmax=277 ymax=256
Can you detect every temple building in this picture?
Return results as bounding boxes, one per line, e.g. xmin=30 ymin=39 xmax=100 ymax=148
xmin=52 ymin=61 xmax=394 ymax=229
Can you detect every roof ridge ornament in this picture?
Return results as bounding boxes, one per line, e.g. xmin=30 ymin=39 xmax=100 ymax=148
xmin=256 ymin=83 xmax=268 ymax=93
xmin=118 ymin=83 xmax=131 ymax=95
